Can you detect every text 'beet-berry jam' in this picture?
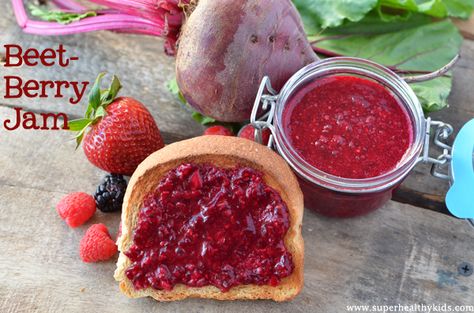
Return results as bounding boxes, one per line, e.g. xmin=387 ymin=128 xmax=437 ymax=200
xmin=252 ymin=57 xmax=426 ymax=218
xmin=125 ymin=163 xmax=293 ymax=292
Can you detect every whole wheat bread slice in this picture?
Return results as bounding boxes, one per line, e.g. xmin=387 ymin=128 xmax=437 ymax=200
xmin=114 ymin=136 xmax=304 ymax=301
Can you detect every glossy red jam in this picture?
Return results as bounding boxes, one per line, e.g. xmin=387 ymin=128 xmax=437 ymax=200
xmin=283 ymin=75 xmax=412 ymax=179
xmin=125 ymin=163 xmax=293 ymax=292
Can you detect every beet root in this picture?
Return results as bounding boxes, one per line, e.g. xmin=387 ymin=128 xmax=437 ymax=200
xmin=176 ymin=0 xmax=317 ymax=122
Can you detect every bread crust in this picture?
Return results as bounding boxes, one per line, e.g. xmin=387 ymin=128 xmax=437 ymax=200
xmin=114 ymin=136 xmax=304 ymax=302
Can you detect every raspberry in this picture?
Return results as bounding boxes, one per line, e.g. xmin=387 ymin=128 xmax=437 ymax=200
xmin=203 ymin=125 xmax=233 ymax=136
xmin=80 ymin=223 xmax=118 ymax=263
xmin=94 ymin=174 xmax=127 ymax=213
xmin=56 ymin=192 xmax=96 ymax=228
xmin=238 ymin=124 xmax=271 ymax=145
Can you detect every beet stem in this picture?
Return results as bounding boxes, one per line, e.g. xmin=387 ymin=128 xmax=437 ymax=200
xmin=403 ymin=54 xmax=460 ymax=83
xmin=51 ymin=0 xmax=87 ymax=11
xmin=311 ymin=46 xmax=344 ymax=58
xmin=11 ymin=0 xmax=164 ymax=35
xmin=87 ymin=0 xmax=186 ymax=25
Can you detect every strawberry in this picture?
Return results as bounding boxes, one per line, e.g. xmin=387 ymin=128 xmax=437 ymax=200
xmin=203 ymin=125 xmax=233 ymax=136
xmin=69 ymin=73 xmax=164 ymax=176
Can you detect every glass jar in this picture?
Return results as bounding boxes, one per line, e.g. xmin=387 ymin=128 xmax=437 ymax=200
xmin=251 ymin=57 xmax=428 ymax=218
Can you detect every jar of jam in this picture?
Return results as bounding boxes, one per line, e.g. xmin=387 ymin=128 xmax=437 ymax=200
xmin=251 ymin=57 xmax=469 ymax=219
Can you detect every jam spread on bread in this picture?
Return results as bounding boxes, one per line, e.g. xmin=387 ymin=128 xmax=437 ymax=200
xmin=124 ymin=163 xmax=293 ymax=292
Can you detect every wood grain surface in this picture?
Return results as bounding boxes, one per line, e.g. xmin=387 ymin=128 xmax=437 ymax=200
xmin=1 ymin=2 xmax=474 ymax=312
xmin=1 ymin=107 xmax=473 ymax=312
xmin=455 ymin=14 xmax=474 ymax=40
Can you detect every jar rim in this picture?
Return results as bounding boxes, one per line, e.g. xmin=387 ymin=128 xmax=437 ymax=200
xmin=273 ymin=57 xmax=425 ymax=193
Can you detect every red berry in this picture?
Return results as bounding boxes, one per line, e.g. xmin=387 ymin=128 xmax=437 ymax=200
xmin=72 ymin=75 xmax=164 ymax=176
xmin=56 ymin=192 xmax=96 ymax=228
xmin=80 ymin=224 xmax=118 ymax=263
xmin=83 ymin=97 xmax=164 ymax=176
xmin=203 ymin=125 xmax=233 ymax=136
xmin=238 ymin=124 xmax=271 ymax=145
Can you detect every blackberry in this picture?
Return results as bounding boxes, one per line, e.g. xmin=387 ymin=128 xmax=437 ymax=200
xmin=94 ymin=174 xmax=128 ymax=213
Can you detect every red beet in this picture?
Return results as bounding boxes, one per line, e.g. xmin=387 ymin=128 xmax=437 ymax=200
xmin=176 ymin=0 xmax=317 ymax=122
xmin=13 ymin=0 xmax=317 ymax=122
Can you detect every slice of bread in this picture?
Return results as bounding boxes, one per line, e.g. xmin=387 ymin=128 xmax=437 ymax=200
xmin=114 ymin=136 xmax=304 ymax=302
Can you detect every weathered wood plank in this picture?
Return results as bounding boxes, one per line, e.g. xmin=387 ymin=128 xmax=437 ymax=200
xmin=393 ymin=185 xmax=449 ymax=215
xmin=1 ymin=106 xmax=474 ymax=313
xmin=455 ymin=14 xmax=474 ymax=40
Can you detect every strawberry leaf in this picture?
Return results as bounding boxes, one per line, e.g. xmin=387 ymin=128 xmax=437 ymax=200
xmin=94 ymin=106 xmax=106 ymax=120
xmin=101 ymin=75 xmax=122 ymax=105
xmin=68 ymin=118 xmax=92 ymax=131
xmin=88 ymin=72 xmax=106 ymax=114
xmin=71 ymin=119 xmax=92 ymax=149
xmin=108 ymin=75 xmax=122 ymax=100
xmin=75 ymin=129 xmax=87 ymax=150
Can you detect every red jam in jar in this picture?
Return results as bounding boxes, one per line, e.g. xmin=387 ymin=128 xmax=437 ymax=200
xmin=284 ymin=75 xmax=412 ymax=179
xmin=125 ymin=163 xmax=293 ymax=292
xmin=281 ymin=75 xmax=414 ymax=217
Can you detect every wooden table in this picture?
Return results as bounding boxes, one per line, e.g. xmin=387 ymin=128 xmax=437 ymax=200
xmin=1 ymin=4 xmax=473 ymax=313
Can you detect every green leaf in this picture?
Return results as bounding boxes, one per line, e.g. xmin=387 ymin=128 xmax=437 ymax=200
xmin=293 ymin=0 xmax=473 ymax=33
xmin=292 ymin=1 xmax=470 ymax=113
xmin=312 ymin=19 xmax=462 ymax=111
xmin=410 ymin=77 xmax=452 ymax=112
xmin=94 ymin=106 xmax=106 ymax=120
xmin=75 ymin=128 xmax=88 ymax=150
xmin=314 ymin=20 xmax=462 ymax=71
xmin=166 ymin=78 xmax=187 ymax=104
xmin=67 ymin=118 xmax=92 ymax=131
xmin=443 ymin=0 xmax=474 ymax=19
xmin=191 ymin=112 xmax=243 ymax=133
xmin=68 ymin=119 xmax=92 ymax=149
xmin=319 ymin=11 xmax=432 ymax=36
xmin=88 ymin=73 xmax=105 ymax=113
xmin=167 ymin=78 xmax=180 ymax=95
xmin=378 ymin=0 xmax=474 ymax=19
xmin=29 ymin=4 xmax=97 ymax=25
xmin=293 ymin=0 xmax=378 ymax=32
xmin=101 ymin=75 xmax=122 ymax=105
xmin=378 ymin=0 xmax=448 ymax=18
xmin=166 ymin=78 xmax=242 ymax=129
xmin=191 ymin=112 xmax=216 ymax=125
